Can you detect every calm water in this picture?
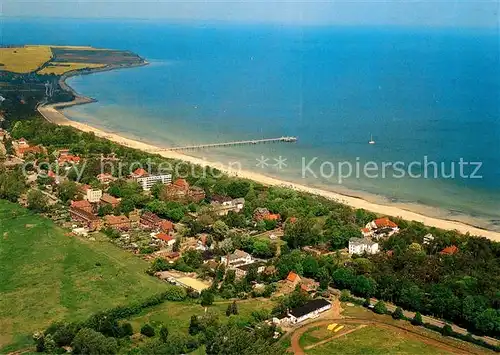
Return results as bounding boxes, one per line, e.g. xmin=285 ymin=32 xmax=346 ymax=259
xmin=3 ymin=18 xmax=500 ymax=230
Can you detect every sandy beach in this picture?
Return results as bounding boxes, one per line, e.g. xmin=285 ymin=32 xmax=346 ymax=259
xmin=37 ymin=100 xmax=500 ymax=243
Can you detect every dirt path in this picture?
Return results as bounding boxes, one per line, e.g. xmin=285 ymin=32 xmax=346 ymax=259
xmin=290 ymin=318 xmax=486 ymax=355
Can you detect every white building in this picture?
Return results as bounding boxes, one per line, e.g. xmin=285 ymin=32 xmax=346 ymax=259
xmin=274 ymin=299 xmax=331 ymax=325
xmin=234 ymin=261 xmax=266 ymax=278
xmin=365 ymin=217 xmax=399 ymax=238
xmin=211 ymin=197 xmax=245 ymax=216
xmin=83 ymin=188 xmax=103 ymax=203
xmin=136 ymin=174 xmax=172 ymax=191
xmin=221 ymin=249 xmax=253 ymax=266
xmin=348 ymin=237 xmax=379 ymax=255
xmin=423 ymin=233 xmax=434 ymax=244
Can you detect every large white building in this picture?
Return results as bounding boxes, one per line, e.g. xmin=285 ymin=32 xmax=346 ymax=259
xmin=136 ymin=174 xmax=172 ymax=191
xmin=348 ymin=237 xmax=379 ymax=255
xmin=83 ymin=188 xmax=103 ymax=203
xmin=221 ymin=249 xmax=253 ymax=266
xmin=274 ymin=299 xmax=331 ymax=325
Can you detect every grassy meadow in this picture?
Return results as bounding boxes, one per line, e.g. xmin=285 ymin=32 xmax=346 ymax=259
xmin=0 ymin=201 xmax=167 ymax=351
xmin=125 ymin=298 xmax=276 ymax=337
xmin=0 ymin=46 xmax=52 ymax=73
xmin=305 ymin=326 xmax=452 ymax=355
xmin=37 ymin=62 xmax=107 ymax=75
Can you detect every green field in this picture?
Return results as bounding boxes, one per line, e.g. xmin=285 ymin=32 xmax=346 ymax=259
xmin=126 ymin=298 xmax=275 ymax=337
xmin=0 ymin=201 xmax=167 ymax=351
xmin=305 ymin=326 xmax=451 ymax=355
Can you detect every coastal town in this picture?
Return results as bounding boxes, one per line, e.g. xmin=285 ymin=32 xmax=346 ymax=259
xmin=0 ymin=40 xmax=499 ymax=354
xmin=2 ymin=125 xmax=499 ymax=354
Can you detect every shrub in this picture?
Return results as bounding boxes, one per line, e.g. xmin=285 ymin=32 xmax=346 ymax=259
xmin=392 ymin=307 xmax=404 ymax=320
xmin=121 ymin=322 xmax=133 ymax=336
xmin=159 ymin=325 xmax=169 ymax=342
xmin=71 ymin=328 xmax=118 ymax=355
xmin=441 ymin=324 xmax=453 ymax=336
xmin=140 ymin=324 xmax=155 ymax=337
xmin=373 ymin=301 xmax=387 ymax=315
xmin=412 ymin=312 xmax=423 ymax=326
xmin=200 ymin=290 xmax=215 ymax=306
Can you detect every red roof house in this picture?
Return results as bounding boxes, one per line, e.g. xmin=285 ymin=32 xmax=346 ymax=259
xmin=71 ymin=200 xmax=92 ymax=213
xmin=440 ymin=245 xmax=459 ymax=255
xmin=160 ymin=220 xmax=174 ymax=234
xmin=155 ymin=232 xmax=176 ymax=246
xmin=286 ymin=271 xmax=300 ymax=283
xmin=373 ymin=217 xmax=398 ymax=229
xmin=173 ymin=178 xmax=189 ymax=190
xmin=131 ymin=168 xmax=148 ymax=178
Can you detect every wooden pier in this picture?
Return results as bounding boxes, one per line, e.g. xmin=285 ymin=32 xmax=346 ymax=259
xmin=150 ymin=136 xmax=297 ymax=152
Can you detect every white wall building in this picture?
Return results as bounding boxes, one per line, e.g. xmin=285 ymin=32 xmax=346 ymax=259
xmin=136 ymin=174 xmax=172 ymax=191
xmin=221 ymin=249 xmax=253 ymax=266
xmin=348 ymin=237 xmax=379 ymax=255
xmin=84 ymin=188 xmax=103 ymax=203
xmin=274 ymin=299 xmax=331 ymax=325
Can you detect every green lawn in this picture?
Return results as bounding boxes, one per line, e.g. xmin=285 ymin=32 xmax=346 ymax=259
xmin=0 ymin=201 xmax=167 ymax=351
xmin=305 ymin=326 xmax=451 ymax=355
xmin=126 ymin=298 xmax=275 ymax=337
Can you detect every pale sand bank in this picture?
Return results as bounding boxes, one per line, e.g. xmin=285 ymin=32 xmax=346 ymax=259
xmin=38 ymin=103 xmax=500 ymax=242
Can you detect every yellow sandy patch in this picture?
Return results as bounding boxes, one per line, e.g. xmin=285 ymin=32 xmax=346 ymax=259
xmin=334 ymin=325 xmax=344 ymax=333
xmin=176 ymin=276 xmax=210 ymax=292
xmin=0 ymin=45 xmax=53 ymax=73
xmin=37 ymin=62 xmax=107 ymax=75
xmin=327 ymin=323 xmax=337 ymax=331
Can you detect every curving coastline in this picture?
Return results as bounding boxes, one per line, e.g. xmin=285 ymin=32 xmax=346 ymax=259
xmin=52 ymin=60 xmax=149 ymax=110
xmin=38 ymin=72 xmax=500 ymax=242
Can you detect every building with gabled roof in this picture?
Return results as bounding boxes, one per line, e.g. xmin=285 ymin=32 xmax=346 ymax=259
xmin=69 ymin=206 xmax=100 ymax=231
xmin=154 ymin=232 xmax=176 ymax=246
xmin=140 ymin=210 xmax=163 ymax=229
xmin=104 ymin=215 xmax=130 ymax=230
xmin=100 ymin=193 xmax=120 ymax=208
xmin=221 ymin=249 xmax=253 ymax=266
xmin=287 ymin=299 xmax=331 ymax=324
xmin=131 ymin=168 xmax=148 ymax=178
xmin=440 ymin=245 xmax=459 ymax=255
xmin=70 ymin=200 xmax=92 ymax=213
xmin=365 ymin=217 xmax=399 ymax=238
xmin=96 ymin=173 xmax=116 ymax=184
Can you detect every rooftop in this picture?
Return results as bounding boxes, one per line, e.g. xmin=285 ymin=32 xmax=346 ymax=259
xmin=286 ymin=271 xmax=299 ymax=282
xmin=235 ymin=261 xmax=266 ymax=272
xmin=70 ymin=200 xmax=92 ymax=210
xmin=155 ymin=232 xmax=175 ymax=242
xmin=104 ymin=215 xmax=129 ymax=225
xmin=373 ymin=217 xmax=398 ymax=229
xmin=289 ymin=299 xmax=330 ymax=318
xmin=100 ymin=193 xmax=120 ymax=205
xmin=440 ymin=245 xmax=459 ymax=255
xmin=132 ymin=168 xmax=148 ymax=177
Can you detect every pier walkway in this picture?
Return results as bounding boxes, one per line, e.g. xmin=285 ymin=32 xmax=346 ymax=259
xmin=149 ymin=136 xmax=297 ymax=152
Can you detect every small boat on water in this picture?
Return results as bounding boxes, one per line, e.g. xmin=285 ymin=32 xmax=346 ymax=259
xmin=369 ymin=134 xmax=375 ymax=144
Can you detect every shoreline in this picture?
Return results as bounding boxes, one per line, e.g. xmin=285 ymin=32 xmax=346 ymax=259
xmin=37 ymin=86 xmax=500 ymax=242
xmin=43 ymin=109 xmax=500 ymax=242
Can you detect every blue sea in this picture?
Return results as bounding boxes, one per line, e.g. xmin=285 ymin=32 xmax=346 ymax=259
xmin=3 ymin=18 xmax=500 ymax=230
